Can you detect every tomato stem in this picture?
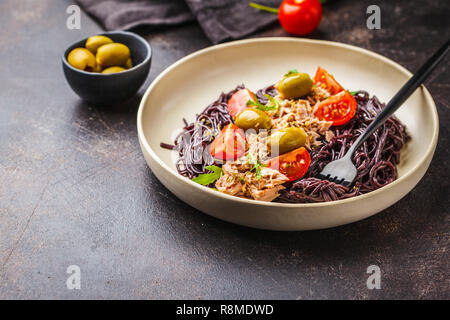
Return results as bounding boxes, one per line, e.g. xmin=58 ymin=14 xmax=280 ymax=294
xmin=249 ymin=2 xmax=279 ymax=14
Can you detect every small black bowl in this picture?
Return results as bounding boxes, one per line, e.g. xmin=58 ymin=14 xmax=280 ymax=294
xmin=62 ymin=31 xmax=152 ymax=106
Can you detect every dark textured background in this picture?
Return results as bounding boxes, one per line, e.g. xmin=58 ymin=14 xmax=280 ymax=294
xmin=0 ymin=0 xmax=448 ymax=299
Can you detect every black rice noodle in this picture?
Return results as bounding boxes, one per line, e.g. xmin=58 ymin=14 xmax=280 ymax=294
xmin=161 ymin=87 xmax=409 ymax=203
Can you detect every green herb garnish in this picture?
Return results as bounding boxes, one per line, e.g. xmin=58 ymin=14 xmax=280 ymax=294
xmin=284 ymin=69 xmax=299 ymax=77
xmin=349 ymin=91 xmax=359 ymax=96
xmin=246 ymin=152 xmax=267 ymax=179
xmin=192 ymin=165 xmax=222 ymax=186
xmin=246 ymin=94 xmax=280 ymax=112
xmin=264 ymin=94 xmax=280 ymax=110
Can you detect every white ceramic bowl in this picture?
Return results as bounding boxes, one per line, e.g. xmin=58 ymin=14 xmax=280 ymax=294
xmin=137 ymin=38 xmax=438 ymax=231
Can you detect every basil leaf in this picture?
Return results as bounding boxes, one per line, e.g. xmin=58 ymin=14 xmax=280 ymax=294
xmin=192 ymin=165 xmax=222 ymax=186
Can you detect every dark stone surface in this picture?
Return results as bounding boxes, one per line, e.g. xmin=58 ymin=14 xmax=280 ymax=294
xmin=0 ymin=0 xmax=448 ymax=299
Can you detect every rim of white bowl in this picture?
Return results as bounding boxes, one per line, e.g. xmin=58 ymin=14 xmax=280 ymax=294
xmin=137 ymin=37 xmax=439 ymax=208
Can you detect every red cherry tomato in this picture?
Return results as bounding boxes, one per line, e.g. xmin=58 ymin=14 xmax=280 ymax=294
xmin=227 ymin=89 xmax=257 ymax=118
xmin=314 ymin=66 xmax=344 ymax=95
xmin=314 ymin=90 xmax=357 ymax=126
xmin=278 ymin=0 xmax=322 ymax=36
xmin=210 ymin=124 xmax=246 ymax=161
xmin=266 ymin=147 xmax=311 ymax=181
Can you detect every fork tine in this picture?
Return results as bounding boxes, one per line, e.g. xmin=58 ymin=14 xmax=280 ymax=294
xmin=317 ymin=172 xmax=352 ymax=187
xmin=317 ymin=155 xmax=358 ymax=187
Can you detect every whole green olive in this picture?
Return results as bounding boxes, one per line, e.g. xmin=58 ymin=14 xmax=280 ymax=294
xmin=235 ymin=108 xmax=272 ymax=132
xmin=85 ymin=35 xmax=113 ymax=54
xmin=268 ymin=127 xmax=307 ymax=155
xmin=67 ymin=48 xmax=97 ymax=72
xmin=96 ymin=43 xmax=130 ymax=68
xmin=101 ymin=66 xmax=126 ymax=74
xmin=276 ymin=73 xmax=313 ymax=99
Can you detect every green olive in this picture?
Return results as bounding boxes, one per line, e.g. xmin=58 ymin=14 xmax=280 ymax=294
xmin=101 ymin=66 xmax=126 ymax=74
xmin=67 ymin=48 xmax=97 ymax=72
xmin=85 ymin=35 xmax=113 ymax=54
xmin=276 ymin=73 xmax=313 ymax=99
xmin=96 ymin=43 xmax=130 ymax=68
xmin=124 ymin=57 xmax=133 ymax=69
xmin=235 ymin=108 xmax=272 ymax=132
xmin=268 ymin=127 xmax=307 ymax=155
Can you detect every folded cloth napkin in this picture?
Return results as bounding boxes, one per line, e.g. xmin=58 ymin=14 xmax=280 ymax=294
xmin=75 ymin=0 xmax=195 ymax=31
xmin=76 ymin=0 xmax=281 ymax=43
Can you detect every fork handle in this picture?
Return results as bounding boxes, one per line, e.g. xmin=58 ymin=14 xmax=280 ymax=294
xmin=345 ymin=38 xmax=450 ymax=158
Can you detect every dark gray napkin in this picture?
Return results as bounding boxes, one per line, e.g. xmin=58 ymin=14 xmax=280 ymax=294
xmin=76 ymin=0 xmax=281 ymax=43
xmin=185 ymin=0 xmax=280 ymax=43
xmin=76 ymin=0 xmax=195 ymax=31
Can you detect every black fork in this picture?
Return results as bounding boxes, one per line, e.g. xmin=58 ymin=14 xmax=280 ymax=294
xmin=318 ymin=38 xmax=450 ymax=187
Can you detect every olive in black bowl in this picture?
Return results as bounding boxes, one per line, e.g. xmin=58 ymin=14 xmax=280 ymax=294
xmin=62 ymin=31 xmax=151 ymax=106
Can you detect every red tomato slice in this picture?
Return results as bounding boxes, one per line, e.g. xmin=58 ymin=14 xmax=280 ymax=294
xmin=314 ymin=66 xmax=344 ymax=95
xmin=210 ymin=124 xmax=246 ymax=161
xmin=227 ymin=89 xmax=256 ymax=118
xmin=266 ymin=147 xmax=311 ymax=182
xmin=314 ymin=90 xmax=357 ymax=126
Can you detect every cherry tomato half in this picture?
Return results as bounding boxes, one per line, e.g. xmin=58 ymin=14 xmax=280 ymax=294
xmin=210 ymin=124 xmax=246 ymax=161
xmin=314 ymin=90 xmax=357 ymax=126
xmin=266 ymin=147 xmax=311 ymax=182
xmin=278 ymin=0 xmax=322 ymax=36
xmin=314 ymin=66 xmax=344 ymax=95
xmin=227 ymin=89 xmax=256 ymax=118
